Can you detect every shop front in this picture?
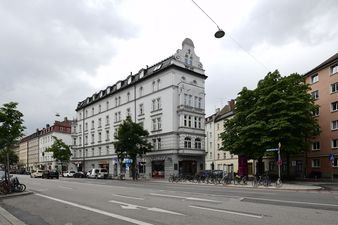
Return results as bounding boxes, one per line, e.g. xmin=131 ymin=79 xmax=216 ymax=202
xmin=151 ymin=160 xmax=165 ymax=178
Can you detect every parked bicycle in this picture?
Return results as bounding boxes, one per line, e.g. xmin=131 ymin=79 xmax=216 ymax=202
xmin=0 ymin=177 xmax=26 ymax=194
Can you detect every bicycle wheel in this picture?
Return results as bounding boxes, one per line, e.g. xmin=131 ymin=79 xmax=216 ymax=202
xmin=19 ymin=184 xmax=26 ymax=192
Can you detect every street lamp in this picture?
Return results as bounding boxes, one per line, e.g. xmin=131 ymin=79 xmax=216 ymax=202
xmin=191 ymin=0 xmax=225 ymax=39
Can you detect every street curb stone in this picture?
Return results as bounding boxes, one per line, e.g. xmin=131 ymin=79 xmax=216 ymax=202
xmin=0 ymin=191 xmax=34 ymax=199
xmin=0 ymin=206 xmax=27 ymax=225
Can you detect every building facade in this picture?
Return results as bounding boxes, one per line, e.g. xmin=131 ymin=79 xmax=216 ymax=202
xmin=17 ymin=118 xmax=72 ymax=172
xmin=72 ymin=38 xmax=207 ymax=179
xmin=304 ymin=52 xmax=338 ymax=178
xmin=205 ymin=101 xmax=255 ymax=175
xmin=39 ymin=119 xmax=72 ymax=171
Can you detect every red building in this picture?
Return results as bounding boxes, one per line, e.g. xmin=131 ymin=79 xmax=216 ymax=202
xmin=304 ymin=53 xmax=338 ymax=178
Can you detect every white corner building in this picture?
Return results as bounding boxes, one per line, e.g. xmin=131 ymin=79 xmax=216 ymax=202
xmin=71 ymin=38 xmax=207 ymax=179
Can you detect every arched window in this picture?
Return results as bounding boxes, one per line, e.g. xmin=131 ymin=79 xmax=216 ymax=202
xmin=184 ymin=137 xmax=191 ymax=148
xmin=195 ymin=138 xmax=201 ymax=149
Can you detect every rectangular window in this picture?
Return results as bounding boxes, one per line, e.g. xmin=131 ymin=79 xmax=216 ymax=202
xmin=157 ymin=117 xmax=162 ymax=130
xmin=106 ymin=101 xmax=109 ymax=110
xmin=311 ymin=74 xmax=318 ymax=84
xmin=79 ymin=137 xmax=82 ymax=146
xmin=139 ymin=104 xmax=144 ymax=115
xmin=158 ymin=138 xmax=161 ymax=150
xmin=106 ymin=130 xmax=110 ymax=141
xmin=332 ymin=139 xmax=338 ymax=148
xmin=98 ymin=132 xmax=102 ymax=142
xmin=152 ymin=81 xmax=156 ymax=92
xmin=106 ymin=146 xmax=109 ymax=155
xmin=106 ymin=115 xmax=109 ymax=125
xmin=188 ymin=95 xmax=192 ymax=106
xmin=331 ymin=82 xmax=338 ymax=93
xmin=332 ymin=120 xmax=338 ymax=130
xmin=118 ymin=112 xmax=121 ymax=121
xmin=157 ymin=98 xmax=161 ymax=110
xmin=331 ymin=64 xmax=338 ymax=75
xmin=311 ymin=159 xmax=320 ymax=168
xmin=184 ymin=115 xmax=187 ymax=127
xmin=198 ymin=97 xmax=202 ymax=108
xmin=79 ymin=124 xmax=82 ymax=132
xmin=198 ymin=118 xmax=202 ymax=129
xmin=313 ymin=107 xmax=319 ymax=116
xmin=334 ymin=158 xmax=338 ymax=167
xmin=91 ymin=134 xmax=94 ymax=144
xmin=91 ymin=120 xmax=94 ymax=129
xmin=311 ymin=90 xmax=319 ymax=100
xmin=73 ymin=138 xmax=76 ymax=146
xmin=126 ymin=108 xmax=131 ymax=117
xmin=188 ymin=116 xmax=192 ymax=127
xmin=98 ymin=118 xmax=102 ymax=128
xmin=194 ymin=117 xmax=197 ymax=128
xmin=99 ymin=105 xmax=101 ymax=113
xmin=312 ymin=142 xmax=320 ymax=151
xmin=114 ymin=113 xmax=117 ymax=122
xmin=152 ymin=139 xmax=157 ymax=150
xmin=152 ymin=119 xmax=157 ymax=131
xmin=184 ymin=94 xmax=188 ymax=105
xmin=92 ymin=107 xmax=94 ymax=116
xmin=127 ymin=92 xmax=130 ymax=102
xmin=331 ymin=101 xmax=338 ymax=112
xmin=85 ymin=123 xmax=88 ymax=131
xmin=194 ymin=96 xmax=198 ymax=108
xmin=152 ymin=99 xmax=156 ymax=111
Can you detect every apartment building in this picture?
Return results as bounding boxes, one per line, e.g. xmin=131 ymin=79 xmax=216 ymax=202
xmin=72 ymin=38 xmax=207 ymax=179
xmin=39 ymin=119 xmax=72 ymax=171
xmin=304 ymin=52 xmax=338 ymax=178
xmin=205 ymin=100 xmax=255 ymax=174
xmin=17 ymin=118 xmax=72 ymax=172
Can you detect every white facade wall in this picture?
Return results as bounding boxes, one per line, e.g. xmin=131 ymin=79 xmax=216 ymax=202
xmin=72 ymin=38 xmax=207 ymax=178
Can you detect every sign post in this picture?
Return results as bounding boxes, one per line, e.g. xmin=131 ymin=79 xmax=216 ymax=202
xmin=278 ymin=142 xmax=281 ymax=183
xmin=266 ymin=143 xmax=282 ymax=187
xmin=329 ymin=153 xmax=335 ymax=182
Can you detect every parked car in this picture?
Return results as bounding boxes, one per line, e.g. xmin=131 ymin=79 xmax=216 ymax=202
xmin=42 ymin=170 xmax=59 ymax=179
xmin=30 ymin=170 xmax=46 ymax=178
xmin=63 ymin=170 xmax=76 ymax=177
xmin=73 ymin=171 xmax=85 ymax=178
xmin=87 ymin=168 xmax=108 ymax=179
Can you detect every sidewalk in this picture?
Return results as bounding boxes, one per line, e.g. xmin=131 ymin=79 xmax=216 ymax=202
xmin=0 ymin=192 xmax=33 ymax=225
xmin=0 ymin=205 xmax=26 ymax=225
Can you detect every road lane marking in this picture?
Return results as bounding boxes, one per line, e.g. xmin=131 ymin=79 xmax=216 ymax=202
xmin=243 ymin=197 xmax=338 ymax=207
xmin=112 ymin=194 xmax=144 ymax=200
xmin=149 ymin=193 xmax=221 ymax=203
xmin=109 ymin=199 xmax=184 ymax=215
xmin=189 ymin=205 xmax=263 ymax=219
xmin=35 ymin=194 xmax=153 ymax=225
xmin=58 ymin=186 xmax=73 ymax=190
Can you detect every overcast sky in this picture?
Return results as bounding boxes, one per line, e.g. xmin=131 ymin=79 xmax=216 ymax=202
xmin=1 ymin=0 xmax=338 ymax=135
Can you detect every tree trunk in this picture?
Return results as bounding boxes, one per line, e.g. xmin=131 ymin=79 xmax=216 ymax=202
xmin=131 ymin=157 xmax=137 ymax=181
xmin=286 ymin=153 xmax=290 ymax=179
xmin=257 ymin=156 xmax=264 ymax=176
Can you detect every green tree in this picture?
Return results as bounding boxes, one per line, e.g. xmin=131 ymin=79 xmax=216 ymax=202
xmin=113 ymin=116 xmax=152 ymax=180
xmin=0 ymin=149 xmax=18 ymax=166
xmin=46 ymin=136 xmax=72 ymax=172
xmin=221 ymin=70 xmax=320 ymax=176
xmin=0 ymin=102 xmax=25 ymax=181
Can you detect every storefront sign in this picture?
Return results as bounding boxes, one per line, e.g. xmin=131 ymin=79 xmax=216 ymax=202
xmin=98 ymin=160 xmax=109 ymax=164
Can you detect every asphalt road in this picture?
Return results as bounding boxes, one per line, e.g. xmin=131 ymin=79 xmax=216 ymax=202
xmin=1 ymin=175 xmax=338 ymax=225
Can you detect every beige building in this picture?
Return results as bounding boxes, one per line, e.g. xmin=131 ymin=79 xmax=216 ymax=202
xmin=27 ymin=132 xmax=39 ymax=171
xmin=19 ymin=138 xmax=28 ymax=170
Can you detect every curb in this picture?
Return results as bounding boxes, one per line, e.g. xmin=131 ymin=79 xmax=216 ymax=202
xmin=0 ymin=206 xmax=27 ymax=225
xmin=0 ymin=191 xmax=34 ymax=199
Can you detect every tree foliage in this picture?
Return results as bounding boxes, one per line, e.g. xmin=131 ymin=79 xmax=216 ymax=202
xmin=0 ymin=102 xmax=25 ymax=181
xmin=0 ymin=149 xmax=18 ymax=165
xmin=113 ymin=116 xmax=152 ymax=180
xmin=0 ymin=102 xmax=25 ymax=151
xmin=46 ymin=136 xmax=72 ymax=165
xmin=221 ymin=70 xmax=320 ymax=162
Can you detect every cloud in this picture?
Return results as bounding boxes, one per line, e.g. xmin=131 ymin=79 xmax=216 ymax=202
xmin=0 ymin=0 xmax=137 ymax=134
xmin=233 ymin=0 xmax=338 ymax=49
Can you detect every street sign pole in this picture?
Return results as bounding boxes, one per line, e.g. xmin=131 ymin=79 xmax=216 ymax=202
xmin=278 ymin=142 xmax=281 ymax=182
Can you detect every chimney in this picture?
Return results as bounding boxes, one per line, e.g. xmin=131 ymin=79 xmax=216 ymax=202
xmin=215 ymin=108 xmax=220 ymax=113
xmin=64 ymin=117 xmax=68 ymax=121
xmin=46 ymin=124 xmax=50 ymax=128
xmin=228 ymin=99 xmax=235 ymax=111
